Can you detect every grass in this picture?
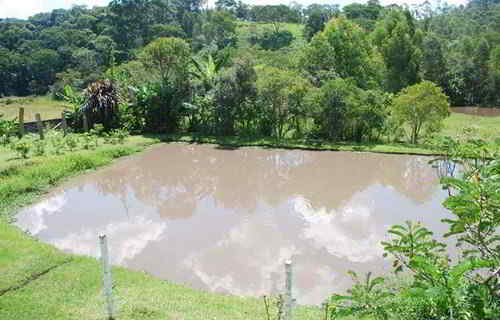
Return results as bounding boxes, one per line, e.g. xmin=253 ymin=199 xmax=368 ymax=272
xmin=0 ymin=96 xmax=68 ymax=121
xmin=235 ymin=21 xmax=305 ymax=49
xmin=0 ymin=224 xmax=321 ymax=320
xmin=442 ymin=112 xmax=500 ymax=141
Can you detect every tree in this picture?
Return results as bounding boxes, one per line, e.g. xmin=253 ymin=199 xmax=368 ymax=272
xmin=256 ymin=68 xmax=312 ymax=139
xmin=302 ymin=16 xmax=378 ymax=89
xmin=303 ymin=9 xmax=332 ymax=42
xmin=420 ymin=33 xmax=448 ymax=88
xmin=213 ymin=58 xmax=257 ymax=135
xmin=138 ymin=37 xmax=192 ymax=133
xmin=343 ymin=0 xmax=382 ymax=31
xmin=309 ymin=78 xmax=387 ymax=142
xmin=373 ymin=9 xmax=423 ymax=93
xmin=140 ymin=37 xmax=191 ymax=83
xmin=391 ymin=81 xmax=450 ymax=144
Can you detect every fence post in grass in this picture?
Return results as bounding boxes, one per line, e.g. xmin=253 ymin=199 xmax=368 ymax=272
xmin=99 ymin=235 xmax=115 ymax=320
xmin=35 ymin=113 xmax=44 ymax=140
xmin=61 ymin=112 xmax=67 ymax=136
xmin=284 ymin=259 xmax=293 ymax=320
xmin=83 ymin=113 xmax=89 ymax=132
xmin=321 ymin=299 xmax=329 ymax=320
xmin=18 ymin=107 xmax=25 ymax=136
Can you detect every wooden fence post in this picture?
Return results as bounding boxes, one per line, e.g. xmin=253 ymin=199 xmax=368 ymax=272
xmin=18 ymin=108 xmax=24 ymax=136
xmin=284 ymin=260 xmax=293 ymax=320
xmin=35 ymin=113 xmax=44 ymax=140
xmin=99 ymin=235 xmax=115 ymax=320
xmin=61 ymin=112 xmax=68 ymax=136
xmin=83 ymin=113 xmax=89 ymax=132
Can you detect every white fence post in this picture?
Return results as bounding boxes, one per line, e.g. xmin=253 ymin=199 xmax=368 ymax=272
xmin=284 ymin=259 xmax=293 ymax=320
xmin=99 ymin=234 xmax=115 ymax=320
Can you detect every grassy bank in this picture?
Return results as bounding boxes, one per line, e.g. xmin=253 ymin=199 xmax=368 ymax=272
xmin=0 ymin=135 xmax=324 ymax=319
xmin=0 ymin=96 xmax=68 ymax=121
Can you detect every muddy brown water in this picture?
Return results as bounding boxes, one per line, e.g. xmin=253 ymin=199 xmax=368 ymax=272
xmin=452 ymin=107 xmax=500 ymax=117
xmin=15 ymin=143 xmax=453 ymax=304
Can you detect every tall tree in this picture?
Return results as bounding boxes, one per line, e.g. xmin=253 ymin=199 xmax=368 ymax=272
xmin=373 ymin=9 xmax=423 ymax=93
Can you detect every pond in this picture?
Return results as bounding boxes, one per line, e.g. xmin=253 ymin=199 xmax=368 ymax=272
xmin=15 ymin=143 xmax=452 ymax=305
xmin=451 ymin=107 xmax=500 ymax=117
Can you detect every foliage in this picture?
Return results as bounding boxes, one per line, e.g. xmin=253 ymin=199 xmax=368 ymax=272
xmin=391 ymin=81 xmax=450 ymax=144
xmin=10 ymin=140 xmax=30 ymax=159
xmin=330 ymin=271 xmax=393 ymax=319
xmin=373 ymin=9 xmax=422 ymax=93
xmin=252 ymin=30 xmax=295 ymax=51
xmin=303 ymin=8 xmax=336 ymax=42
xmin=309 ymin=78 xmax=387 ymax=142
xmin=213 ymin=57 xmax=257 ymax=135
xmin=328 ymin=138 xmax=500 ymax=320
xmin=302 ymin=16 xmax=378 ymax=89
xmin=0 ymin=114 xmax=18 ymax=140
xmin=140 ymin=37 xmax=191 ymax=84
xmin=136 ymin=37 xmax=192 ymax=133
xmin=256 ymin=68 xmax=312 ymax=139
xmin=83 ymin=80 xmax=121 ymax=130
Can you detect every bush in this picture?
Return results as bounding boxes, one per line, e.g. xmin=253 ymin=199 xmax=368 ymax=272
xmin=33 ymin=139 xmax=46 ymax=156
xmin=252 ymin=30 xmax=294 ymax=50
xmin=10 ymin=140 xmax=30 ymax=158
xmin=310 ymin=78 xmax=387 ymax=142
xmin=391 ymin=81 xmax=450 ymax=144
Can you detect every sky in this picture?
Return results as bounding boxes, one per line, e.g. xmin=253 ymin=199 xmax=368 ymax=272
xmin=0 ymin=0 xmax=468 ymax=20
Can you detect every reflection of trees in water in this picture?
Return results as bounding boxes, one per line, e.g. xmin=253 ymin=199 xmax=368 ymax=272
xmin=75 ymin=145 xmax=441 ymax=219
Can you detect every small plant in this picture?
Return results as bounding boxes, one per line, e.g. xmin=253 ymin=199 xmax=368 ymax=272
xmin=262 ymin=295 xmax=285 ymax=320
xmin=10 ymin=140 xmax=30 ymax=158
xmin=33 ymin=139 xmax=46 ymax=156
xmin=82 ymin=132 xmax=96 ymax=150
xmin=49 ymin=132 xmax=65 ymax=155
xmin=91 ymin=124 xmax=105 ymax=136
xmin=65 ymin=134 xmax=78 ymax=151
xmin=106 ymin=128 xmax=129 ymax=145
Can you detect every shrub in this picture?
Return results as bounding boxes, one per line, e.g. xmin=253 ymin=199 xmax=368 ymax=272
xmin=65 ymin=134 xmax=78 ymax=151
xmin=391 ymin=81 xmax=450 ymax=144
xmin=33 ymin=139 xmax=46 ymax=156
xmin=10 ymin=140 xmax=30 ymax=158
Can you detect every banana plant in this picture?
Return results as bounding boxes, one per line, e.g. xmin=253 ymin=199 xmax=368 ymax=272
xmin=190 ymin=51 xmax=230 ymax=91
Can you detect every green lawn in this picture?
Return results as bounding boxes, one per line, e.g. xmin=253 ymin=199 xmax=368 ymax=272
xmin=442 ymin=112 xmax=500 ymax=141
xmin=0 ymin=96 xmax=68 ymax=121
xmin=0 ymin=224 xmax=321 ymax=320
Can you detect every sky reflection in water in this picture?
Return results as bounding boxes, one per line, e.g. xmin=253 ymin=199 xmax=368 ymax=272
xmin=15 ymin=143 xmax=450 ymax=304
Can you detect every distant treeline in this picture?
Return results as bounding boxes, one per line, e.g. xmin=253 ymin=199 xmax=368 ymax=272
xmin=1 ymin=0 xmax=500 ymax=107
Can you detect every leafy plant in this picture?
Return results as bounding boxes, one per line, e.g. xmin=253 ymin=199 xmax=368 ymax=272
xmin=83 ymin=80 xmax=121 ymax=130
xmin=49 ymin=131 xmax=65 ymax=155
xmin=65 ymin=134 xmax=78 ymax=151
xmin=33 ymin=139 xmax=46 ymax=156
xmin=329 ymin=272 xmax=393 ymax=320
xmin=10 ymin=140 xmax=30 ymax=159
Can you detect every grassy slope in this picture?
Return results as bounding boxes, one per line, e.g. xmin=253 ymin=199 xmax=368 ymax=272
xmin=235 ymin=21 xmax=305 ymax=48
xmin=442 ymin=112 xmax=500 ymax=141
xmin=0 ymin=96 xmax=68 ymax=121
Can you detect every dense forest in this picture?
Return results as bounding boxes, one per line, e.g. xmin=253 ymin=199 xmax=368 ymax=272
xmin=1 ymin=0 xmax=500 ymax=144
xmin=1 ymin=0 xmax=499 ymax=106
